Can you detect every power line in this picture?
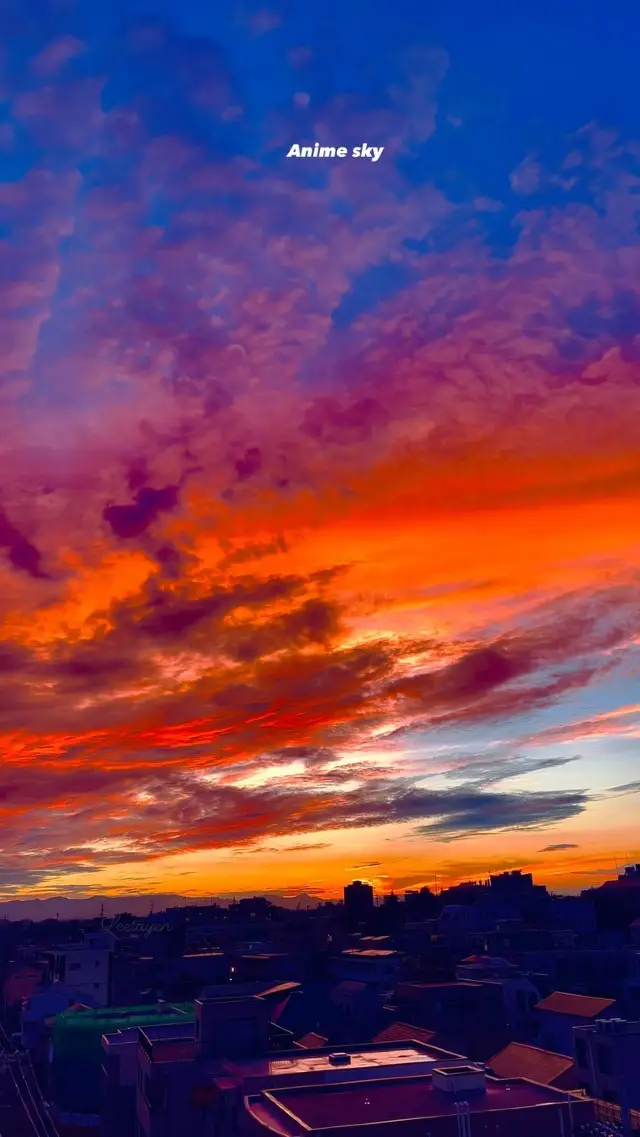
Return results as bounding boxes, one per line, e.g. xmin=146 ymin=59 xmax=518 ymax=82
xmin=0 ymin=1020 xmax=59 ymax=1137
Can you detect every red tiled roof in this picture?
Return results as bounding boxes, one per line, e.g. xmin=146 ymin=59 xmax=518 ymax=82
xmin=535 ymin=991 xmax=615 ymax=1018
xmin=372 ymin=1022 xmax=436 ymax=1046
xmin=296 ymin=1032 xmax=328 ymax=1049
xmin=489 ymin=1042 xmax=575 ymax=1086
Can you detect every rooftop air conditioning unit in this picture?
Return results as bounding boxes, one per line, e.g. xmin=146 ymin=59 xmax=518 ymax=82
xmin=328 ymin=1053 xmax=351 ymax=1066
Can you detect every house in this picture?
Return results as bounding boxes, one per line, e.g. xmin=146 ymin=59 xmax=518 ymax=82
xmin=534 ymin=991 xmax=618 ymax=1056
xmin=488 ymin=1041 xmax=578 ymax=1089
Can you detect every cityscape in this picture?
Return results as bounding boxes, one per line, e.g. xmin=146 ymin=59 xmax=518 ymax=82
xmin=2 ymin=0 xmax=640 ymax=1135
xmin=1 ymin=867 xmax=640 ymax=1135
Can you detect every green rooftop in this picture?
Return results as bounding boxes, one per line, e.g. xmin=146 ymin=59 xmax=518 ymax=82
xmin=52 ymin=1002 xmax=196 ymax=1113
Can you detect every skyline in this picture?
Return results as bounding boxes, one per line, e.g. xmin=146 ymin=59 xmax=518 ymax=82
xmin=1 ymin=0 xmax=640 ymax=904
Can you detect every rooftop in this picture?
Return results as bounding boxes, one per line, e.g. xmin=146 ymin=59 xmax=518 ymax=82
xmin=489 ymin=1042 xmax=575 ymax=1085
xmin=373 ymin=1023 xmax=436 ymax=1047
xmin=249 ymin=1073 xmax=580 ymax=1133
xmin=55 ymin=1002 xmax=193 ymax=1029
xmin=342 ymin=950 xmax=397 ymax=958
xmin=535 ymin=992 xmax=616 ymax=1018
xmin=230 ymin=1043 xmax=442 ymax=1083
xmin=395 ymin=980 xmax=482 ymax=994
xmin=183 ymin=952 xmax=225 ymax=959
xmin=296 ymin=1033 xmax=328 ymax=1049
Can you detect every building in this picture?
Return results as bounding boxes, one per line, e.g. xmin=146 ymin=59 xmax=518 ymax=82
xmin=133 ymin=995 xmax=473 ymax=1137
xmin=41 ymin=932 xmax=115 ymax=1007
xmin=230 ymin=952 xmax=294 ymax=984
xmin=51 ymin=1001 xmax=194 ymax=1130
xmin=534 ymin=992 xmax=618 ymax=1056
xmin=344 ymin=881 xmax=374 ymax=923
xmin=573 ymin=1017 xmax=640 ymax=1109
xmin=327 ymin=980 xmax=390 ymax=1042
xmin=21 ymin=984 xmax=101 ymax=1064
xmin=329 ymin=950 xmax=401 ymax=987
xmin=455 ymin=955 xmax=515 ymax=981
xmin=388 ymin=981 xmax=509 ymax=1060
xmin=132 ymin=989 xmax=296 ymax=1137
xmin=3 ymin=962 xmax=45 ymax=1011
xmin=244 ymin=1063 xmax=594 ymax=1137
xmin=488 ymin=1041 xmax=578 ymax=1089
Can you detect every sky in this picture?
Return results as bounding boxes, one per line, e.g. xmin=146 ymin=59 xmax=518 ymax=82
xmin=1 ymin=0 xmax=640 ymax=903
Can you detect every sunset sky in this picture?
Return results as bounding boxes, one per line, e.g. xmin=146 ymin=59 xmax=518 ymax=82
xmin=1 ymin=0 xmax=639 ymax=903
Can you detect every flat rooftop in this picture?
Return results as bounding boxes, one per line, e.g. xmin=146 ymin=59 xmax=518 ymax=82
xmin=231 ymin=1044 xmax=442 ymax=1083
xmin=251 ymin=1074 xmax=575 ymax=1133
xmin=342 ymin=949 xmax=397 ymax=958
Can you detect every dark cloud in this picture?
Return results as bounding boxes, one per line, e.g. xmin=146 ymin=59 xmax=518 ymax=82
xmin=283 ymin=842 xmax=332 ymax=852
xmin=116 ymin=775 xmax=590 ymax=857
xmin=435 ymin=753 xmax=580 ymax=788
xmin=301 ymin=397 xmax=391 ymax=445
xmin=607 ymin=780 xmax=640 ymax=795
xmin=235 ymin=447 xmax=263 ymax=481
xmin=104 ymin=484 xmax=180 ymax=540
xmin=411 ymin=788 xmax=588 ymax=843
xmin=540 ymin=843 xmax=580 ymax=851
xmin=0 ymin=508 xmax=48 ymax=579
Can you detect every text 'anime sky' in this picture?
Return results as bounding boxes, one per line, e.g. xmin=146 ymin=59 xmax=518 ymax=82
xmin=1 ymin=0 xmax=639 ymax=900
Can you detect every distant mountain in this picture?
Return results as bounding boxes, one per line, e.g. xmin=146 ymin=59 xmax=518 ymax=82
xmin=0 ymin=892 xmax=324 ymax=922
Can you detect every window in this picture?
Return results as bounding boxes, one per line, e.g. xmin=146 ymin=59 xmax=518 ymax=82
xmin=574 ymin=1038 xmax=587 ymax=1067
